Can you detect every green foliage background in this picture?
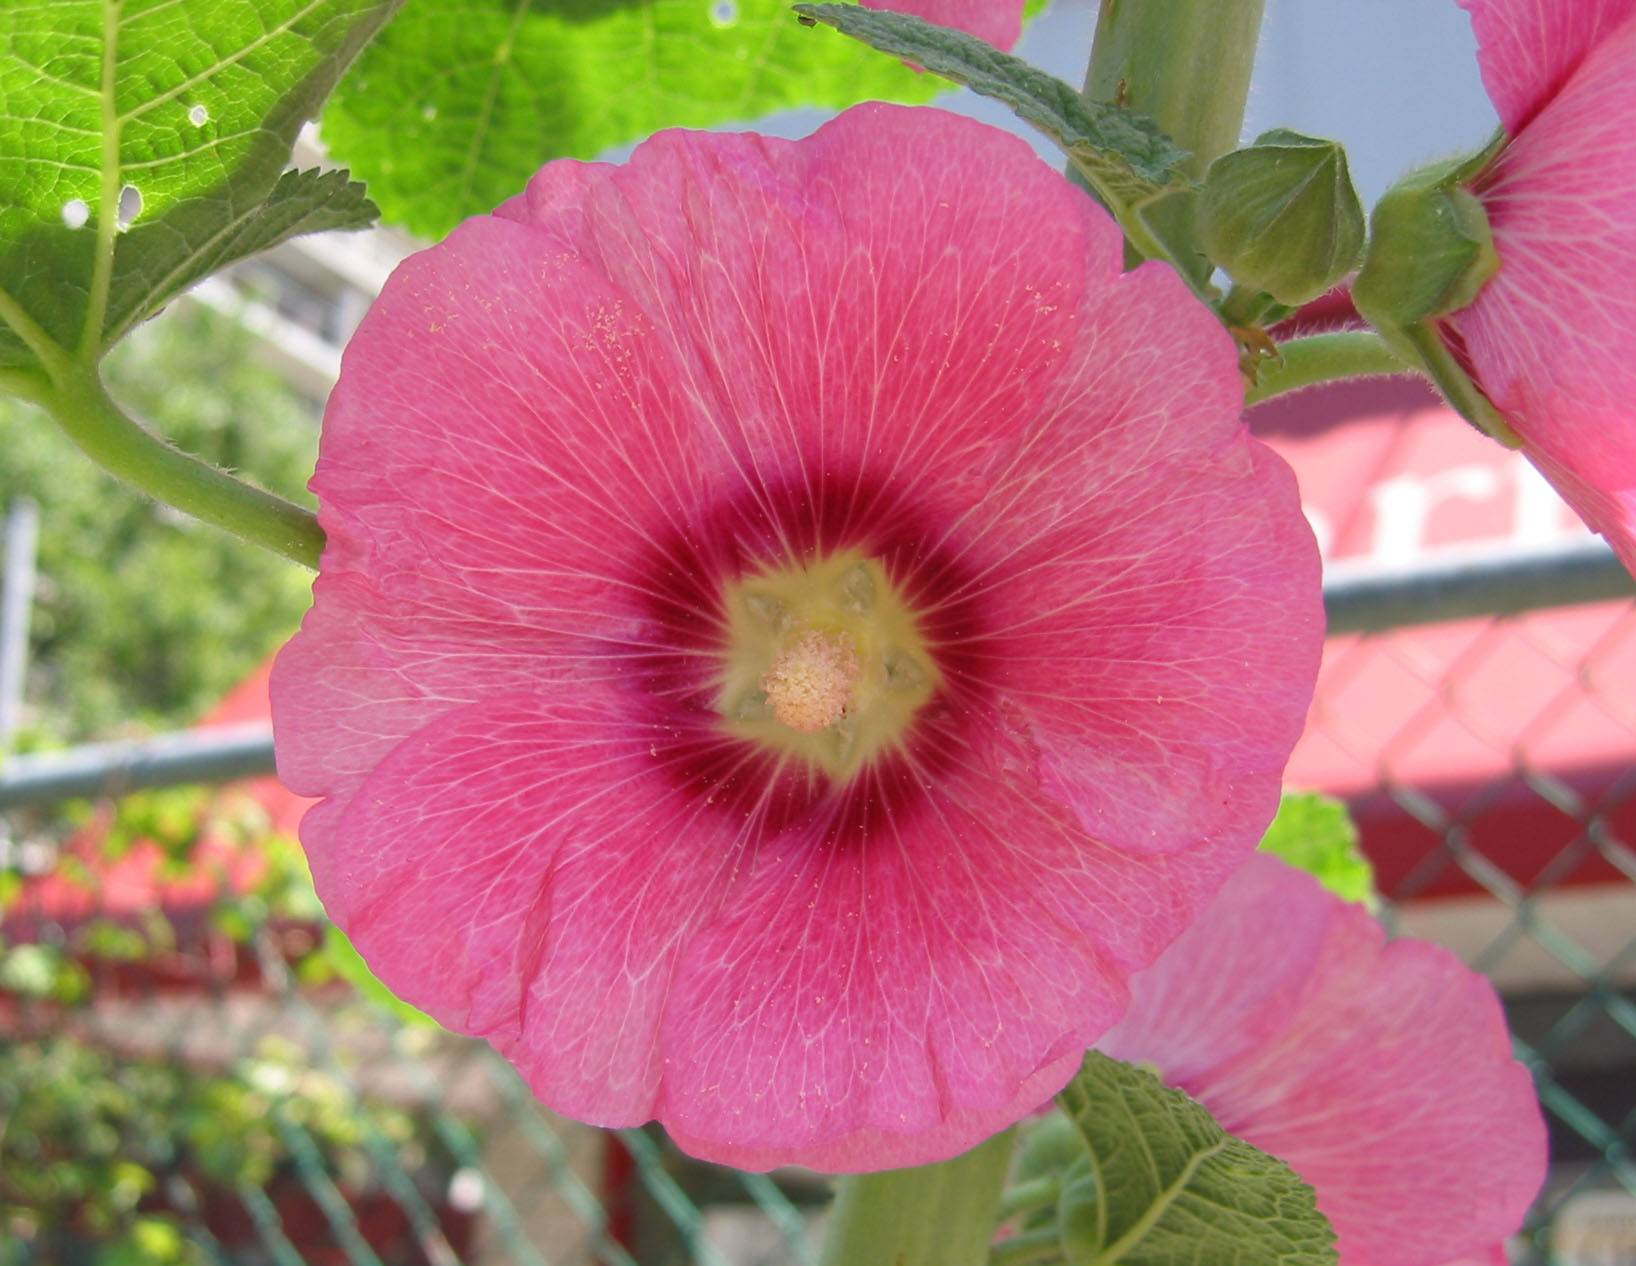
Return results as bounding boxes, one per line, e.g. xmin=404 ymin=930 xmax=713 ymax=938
xmin=1258 ymin=791 xmax=1376 ymax=905
xmin=0 ymin=304 xmax=316 ymax=743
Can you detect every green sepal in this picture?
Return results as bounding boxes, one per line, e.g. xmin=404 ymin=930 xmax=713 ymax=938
xmin=1199 ymin=129 xmax=1365 ymax=306
xmin=1354 ymin=160 xmax=1500 ymax=327
xmin=1351 ymin=152 xmax=1523 ymax=445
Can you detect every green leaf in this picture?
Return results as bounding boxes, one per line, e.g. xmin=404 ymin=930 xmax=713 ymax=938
xmin=0 ymin=942 xmax=91 ymax=1003
xmin=119 ymin=167 xmax=378 ymax=338
xmin=322 ymin=924 xmax=442 ymax=1030
xmin=1055 ymin=1053 xmax=1337 ymax=1266
xmin=320 ymin=0 xmax=946 ymax=240
xmin=1258 ymin=791 xmax=1376 ymax=906
xmin=0 ymin=0 xmax=399 ymax=372
xmin=791 ymin=4 xmax=1188 ymax=213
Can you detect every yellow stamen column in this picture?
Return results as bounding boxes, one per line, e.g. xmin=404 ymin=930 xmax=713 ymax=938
xmin=717 ymin=550 xmax=937 ymax=781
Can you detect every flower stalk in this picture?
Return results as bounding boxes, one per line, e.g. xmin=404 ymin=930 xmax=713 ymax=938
xmin=1244 ymin=332 xmax=1413 ymax=407
xmin=1391 ymin=321 xmax=1523 ymax=447
xmin=34 ymin=369 xmax=325 ymax=570
xmin=818 ymin=1129 xmax=1017 ymax=1266
xmin=813 ymin=12 xmax=1285 ymax=1259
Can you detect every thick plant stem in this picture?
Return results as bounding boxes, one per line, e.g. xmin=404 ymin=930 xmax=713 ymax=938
xmin=1082 ymin=0 xmax=1267 ymax=182
xmin=39 ymin=370 xmax=325 ymax=570
xmin=818 ymin=1129 xmax=1016 ymax=1266
xmin=1245 ymin=332 xmax=1413 ymax=407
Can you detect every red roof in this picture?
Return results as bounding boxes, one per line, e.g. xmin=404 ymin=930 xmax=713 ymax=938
xmin=1259 ymin=380 xmax=1636 ymax=899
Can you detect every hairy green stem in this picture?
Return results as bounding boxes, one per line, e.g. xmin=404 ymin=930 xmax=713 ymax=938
xmin=818 ymin=1129 xmax=1016 ymax=1266
xmin=38 ymin=370 xmax=325 ymax=569
xmin=1082 ymin=0 xmax=1267 ymax=182
xmin=1245 ymin=331 xmax=1412 ymax=407
xmin=1394 ymin=321 xmax=1523 ymax=447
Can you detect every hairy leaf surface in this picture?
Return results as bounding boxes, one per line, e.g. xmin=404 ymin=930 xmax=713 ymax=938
xmin=1056 ymin=1054 xmax=1337 ymax=1266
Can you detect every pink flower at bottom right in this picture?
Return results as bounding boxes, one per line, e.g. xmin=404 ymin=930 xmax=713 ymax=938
xmin=1098 ymin=854 xmax=1548 ymax=1266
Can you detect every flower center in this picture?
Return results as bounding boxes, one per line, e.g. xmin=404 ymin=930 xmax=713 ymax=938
xmin=761 ymin=630 xmax=860 ymax=733
xmin=719 ymin=550 xmax=939 ymax=781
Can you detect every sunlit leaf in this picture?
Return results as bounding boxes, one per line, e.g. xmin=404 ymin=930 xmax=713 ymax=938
xmin=322 ymin=923 xmax=441 ymax=1029
xmin=320 ymin=0 xmax=947 ymax=238
xmin=0 ymin=0 xmax=397 ymax=371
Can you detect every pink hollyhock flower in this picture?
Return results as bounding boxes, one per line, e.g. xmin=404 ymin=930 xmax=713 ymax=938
xmin=270 ymin=103 xmax=1322 ymax=1171
xmin=862 ymin=0 xmax=1024 ymax=50
xmin=1448 ymin=0 xmax=1636 ymax=571
xmin=1100 ymin=854 xmax=1547 ymax=1266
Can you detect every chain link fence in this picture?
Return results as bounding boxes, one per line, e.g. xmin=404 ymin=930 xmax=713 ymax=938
xmin=1305 ymin=558 xmax=1636 ymax=1263
xmin=3 ymin=542 xmax=1634 ymax=1266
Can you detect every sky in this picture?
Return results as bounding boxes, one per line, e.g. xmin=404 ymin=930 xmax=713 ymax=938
xmin=996 ymin=0 xmax=1498 ymax=200
xmin=746 ymin=0 xmax=1501 ymax=204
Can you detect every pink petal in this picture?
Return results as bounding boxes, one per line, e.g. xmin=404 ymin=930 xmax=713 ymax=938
xmin=1101 ymin=855 xmax=1547 ymax=1266
xmin=273 ymin=104 xmax=1322 ymax=1170
xmin=1458 ymin=0 xmax=1636 ymax=132
xmin=860 ymin=0 xmax=1024 ymax=51
xmin=655 ymin=710 xmax=1245 ymax=1170
xmin=666 ymin=1055 xmax=1082 ymax=1172
xmin=966 ymin=263 xmax=1321 ymax=863
xmin=322 ymin=694 xmax=744 ymax=1121
xmin=1451 ymin=14 xmax=1636 ymax=571
xmin=496 ymin=104 xmax=1106 ymax=516
xmin=275 ymin=101 xmax=1107 ymax=875
xmin=309 ymin=694 xmax=1243 ymax=1164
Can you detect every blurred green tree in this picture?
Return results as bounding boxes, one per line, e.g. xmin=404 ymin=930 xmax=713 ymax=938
xmin=0 ymin=304 xmax=317 ymax=743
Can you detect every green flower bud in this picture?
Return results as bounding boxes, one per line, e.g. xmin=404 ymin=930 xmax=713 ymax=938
xmin=1198 ymin=129 xmax=1365 ymax=306
xmin=1353 ymin=160 xmax=1500 ymax=327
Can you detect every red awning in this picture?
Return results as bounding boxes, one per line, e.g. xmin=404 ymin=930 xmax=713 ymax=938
xmin=1259 ymin=379 xmax=1636 ymax=900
